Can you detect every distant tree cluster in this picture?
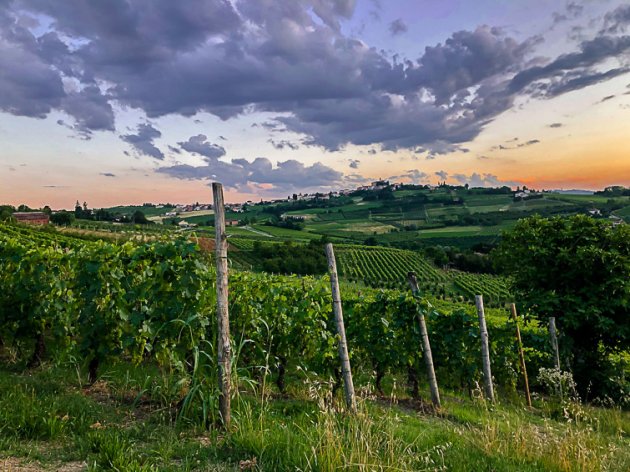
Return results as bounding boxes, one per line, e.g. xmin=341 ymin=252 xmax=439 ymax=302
xmin=50 ymin=212 xmax=74 ymax=226
xmin=265 ymin=216 xmax=305 ymax=231
xmin=595 ymin=186 xmax=630 ymax=197
xmin=253 ymin=239 xmax=327 ymax=275
xmin=72 ymin=200 xmax=153 ymax=225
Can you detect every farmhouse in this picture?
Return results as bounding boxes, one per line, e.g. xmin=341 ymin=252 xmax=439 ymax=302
xmin=13 ymin=212 xmax=49 ymax=225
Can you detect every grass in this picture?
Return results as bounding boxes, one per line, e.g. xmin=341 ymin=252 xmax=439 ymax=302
xmin=1 ymin=361 xmax=628 ymax=471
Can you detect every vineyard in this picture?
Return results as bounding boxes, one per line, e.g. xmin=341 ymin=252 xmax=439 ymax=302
xmin=0 ymin=223 xmax=534 ymax=394
xmin=0 ymin=222 xmax=628 ymax=471
xmin=224 ymin=239 xmax=512 ymax=306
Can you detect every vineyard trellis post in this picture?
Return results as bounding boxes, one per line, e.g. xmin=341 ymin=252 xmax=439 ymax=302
xmin=475 ymin=295 xmax=495 ymax=403
xmin=549 ymin=317 xmax=561 ymax=370
xmin=510 ymin=303 xmax=531 ymax=407
xmin=407 ymin=272 xmax=441 ymax=408
xmin=325 ymin=243 xmax=357 ymax=413
xmin=212 ymin=182 xmax=231 ymax=428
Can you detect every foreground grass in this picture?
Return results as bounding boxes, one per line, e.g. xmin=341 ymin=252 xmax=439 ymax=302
xmin=0 ymin=363 xmax=628 ymax=471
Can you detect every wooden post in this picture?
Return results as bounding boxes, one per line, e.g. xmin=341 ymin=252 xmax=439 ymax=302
xmin=549 ymin=317 xmax=561 ymax=370
xmin=510 ymin=303 xmax=531 ymax=407
xmin=325 ymin=243 xmax=357 ymax=412
xmin=475 ymin=295 xmax=495 ymax=403
xmin=212 ymin=182 xmax=231 ymax=428
xmin=407 ymin=272 xmax=441 ymax=408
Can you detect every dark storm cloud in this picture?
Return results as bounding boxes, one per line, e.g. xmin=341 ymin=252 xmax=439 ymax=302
xmin=0 ymin=0 xmax=629 ymax=162
xmin=389 ymin=19 xmax=408 ymax=36
xmin=543 ymin=68 xmax=630 ymax=97
xmin=0 ymin=37 xmax=65 ymax=117
xmin=120 ymin=123 xmax=165 ymax=160
xmin=157 ymin=157 xmax=343 ymax=192
xmin=509 ymin=35 xmax=630 ymax=95
xmin=406 ymin=26 xmax=537 ymax=104
xmin=61 ymin=86 xmax=115 ymax=136
xmin=600 ymin=4 xmax=630 ymax=34
xmin=177 ymin=134 xmax=226 ymax=160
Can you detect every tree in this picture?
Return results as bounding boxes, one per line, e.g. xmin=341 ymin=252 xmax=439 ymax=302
xmin=363 ymin=236 xmax=378 ymax=246
xmin=0 ymin=205 xmax=15 ymax=222
xmin=131 ymin=210 xmax=150 ymax=224
xmin=50 ymin=211 xmax=74 ymax=226
xmin=495 ymin=215 xmax=629 ymax=398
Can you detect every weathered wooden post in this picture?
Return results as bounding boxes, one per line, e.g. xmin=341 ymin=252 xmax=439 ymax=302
xmin=510 ymin=303 xmax=531 ymax=407
xmin=407 ymin=272 xmax=441 ymax=408
xmin=325 ymin=243 xmax=357 ymax=413
xmin=212 ymin=182 xmax=231 ymax=428
xmin=549 ymin=317 xmax=561 ymax=370
xmin=475 ymin=295 xmax=495 ymax=403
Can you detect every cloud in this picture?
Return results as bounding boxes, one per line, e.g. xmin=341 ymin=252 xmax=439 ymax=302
xmin=0 ymin=35 xmax=65 ymax=118
xmin=348 ymin=159 xmax=360 ymax=169
xmin=552 ymin=2 xmax=584 ymax=25
xmin=389 ymin=18 xmax=408 ymax=36
xmin=509 ymin=35 xmax=630 ymax=96
xmin=415 ymin=141 xmax=470 ymax=159
xmin=435 ymin=170 xmax=449 ymax=180
xmin=100 ymin=172 xmax=116 ymax=177
xmin=120 ymin=123 xmax=165 ymax=160
xmin=268 ymin=139 xmax=299 ymax=150
xmin=0 ymin=0 xmax=628 ymax=161
xmin=388 ymin=169 xmax=429 ymax=184
xmin=548 ymin=122 xmax=563 ymax=128
xmin=407 ymin=26 xmax=536 ymax=104
xmin=492 ymin=138 xmax=541 ymax=151
xmin=600 ymin=4 xmax=630 ymax=34
xmin=157 ymin=157 xmax=343 ymax=192
xmin=177 ymin=134 xmax=226 ymax=160
xmin=60 ymin=85 xmax=115 ymax=137
xmin=452 ymin=172 xmax=520 ymax=188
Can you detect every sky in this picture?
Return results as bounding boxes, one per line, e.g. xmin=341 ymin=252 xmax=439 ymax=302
xmin=0 ymin=0 xmax=629 ymax=209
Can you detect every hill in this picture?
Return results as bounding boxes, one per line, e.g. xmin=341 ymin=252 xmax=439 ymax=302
xmin=112 ymin=185 xmax=630 ymax=249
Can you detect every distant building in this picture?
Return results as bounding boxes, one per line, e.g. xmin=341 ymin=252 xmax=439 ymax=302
xmin=226 ymin=219 xmax=240 ymax=226
xmin=14 ymin=212 xmax=49 ymax=225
